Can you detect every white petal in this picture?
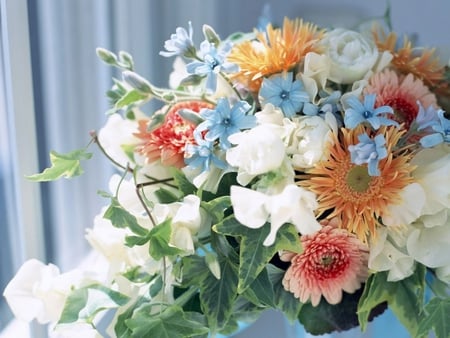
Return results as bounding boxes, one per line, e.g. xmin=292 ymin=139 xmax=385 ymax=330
xmin=230 ymin=186 xmax=268 ymax=229
xmin=382 ymin=183 xmax=425 ymax=226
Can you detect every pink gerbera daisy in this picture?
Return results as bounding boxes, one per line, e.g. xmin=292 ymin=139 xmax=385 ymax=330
xmin=134 ymin=101 xmax=213 ymax=168
xmin=364 ymin=69 xmax=437 ymax=130
xmin=282 ymin=218 xmax=369 ymax=306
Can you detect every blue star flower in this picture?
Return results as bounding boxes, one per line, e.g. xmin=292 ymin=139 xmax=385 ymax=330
xmin=185 ymin=135 xmax=227 ymax=172
xmin=160 ymin=22 xmax=196 ymax=58
xmin=196 ymin=98 xmax=256 ymax=150
xmin=419 ymin=109 xmax=450 ymax=147
xmin=259 ymin=72 xmax=309 ymax=118
xmin=186 ymin=40 xmax=238 ymax=93
xmin=344 ymin=94 xmax=398 ymax=130
xmin=348 ymin=133 xmax=388 ymax=176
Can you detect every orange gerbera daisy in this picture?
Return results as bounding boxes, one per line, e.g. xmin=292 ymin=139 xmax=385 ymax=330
xmin=364 ymin=69 xmax=437 ymax=130
xmin=134 ymin=101 xmax=213 ymax=168
xmin=372 ymin=28 xmax=446 ymax=90
xmin=228 ymin=17 xmax=324 ymax=93
xmin=298 ymin=126 xmax=415 ymax=242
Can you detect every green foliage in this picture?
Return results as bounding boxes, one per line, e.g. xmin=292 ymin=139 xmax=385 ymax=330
xmin=27 ymin=148 xmax=92 ymax=181
xmin=418 ymin=297 xmax=450 ymax=338
xmin=358 ymin=265 xmax=426 ymax=337
xmin=214 ymin=217 xmax=302 ymax=293
xmin=58 ymin=284 xmax=130 ymax=324
xmin=115 ymin=89 xmax=148 ymax=109
xmin=103 ymin=196 xmax=148 ymax=236
xmin=126 ymin=305 xmax=209 ymax=338
xmin=148 ymin=218 xmax=183 ymax=260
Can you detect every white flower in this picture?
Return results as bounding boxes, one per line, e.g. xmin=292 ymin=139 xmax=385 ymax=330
xmin=226 ymin=124 xmax=286 ymax=186
xmin=153 ymin=195 xmax=202 ymax=254
xmin=300 ymin=52 xmax=331 ymax=100
xmin=411 ymin=144 xmax=450 ymax=216
xmin=230 ymin=184 xmax=321 ymax=246
xmin=98 ymin=113 xmax=140 ymax=167
xmin=368 ymin=227 xmax=415 ymax=281
xmin=321 ymin=28 xmax=378 ymax=84
xmin=3 ymin=259 xmax=93 ymax=324
xmin=255 ymin=103 xmax=285 ymax=126
xmin=406 ymin=209 xmax=450 ymax=268
xmin=381 ymin=183 xmax=426 ymax=227
xmin=54 ymin=323 xmax=102 ymax=338
xmin=285 ymin=112 xmax=337 ymax=169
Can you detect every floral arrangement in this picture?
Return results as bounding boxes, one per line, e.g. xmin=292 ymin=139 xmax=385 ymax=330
xmin=4 ymin=6 xmax=450 ymax=338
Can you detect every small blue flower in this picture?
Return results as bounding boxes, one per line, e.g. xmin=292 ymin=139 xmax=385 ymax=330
xmin=196 ymin=98 xmax=256 ymax=150
xmin=348 ymin=133 xmax=388 ymax=176
xmin=185 ymin=135 xmax=227 ymax=172
xmin=415 ymin=102 xmax=441 ymax=131
xmin=344 ymin=94 xmax=398 ymax=130
xmin=186 ymin=41 xmax=238 ymax=93
xmin=259 ymin=72 xmax=309 ymax=118
xmin=160 ymin=22 xmax=196 ymax=58
xmin=420 ymin=110 xmax=450 ymax=147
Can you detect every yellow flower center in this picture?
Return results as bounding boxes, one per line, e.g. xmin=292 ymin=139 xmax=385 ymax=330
xmin=346 ymin=165 xmax=372 ymax=193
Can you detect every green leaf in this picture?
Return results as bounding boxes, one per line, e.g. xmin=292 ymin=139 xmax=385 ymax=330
xmin=201 ymin=196 xmax=231 ymax=224
xmin=104 ymin=197 xmax=148 ymax=236
xmin=115 ymin=89 xmax=148 ymax=109
xmin=171 ymin=168 xmax=197 ymax=196
xmin=126 ymin=305 xmax=209 ymax=338
xmin=243 ymin=267 xmax=276 ymax=308
xmin=178 ymin=255 xmax=209 ymax=287
xmin=417 ymin=297 xmax=450 ymax=338
xmin=59 ymin=284 xmax=130 ymax=324
xmin=267 ymin=264 xmax=303 ymax=322
xmin=27 ymin=148 xmax=92 ymax=181
xmin=148 ymin=218 xmax=183 ymax=260
xmin=214 ymin=217 xmax=302 ymax=293
xmin=155 ymin=187 xmax=181 ymax=204
xmin=358 ymin=265 xmax=426 ymax=336
xmin=199 ymin=255 xmax=239 ymax=333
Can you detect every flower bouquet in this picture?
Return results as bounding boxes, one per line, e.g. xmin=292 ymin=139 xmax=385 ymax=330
xmin=4 ymin=6 xmax=450 ymax=338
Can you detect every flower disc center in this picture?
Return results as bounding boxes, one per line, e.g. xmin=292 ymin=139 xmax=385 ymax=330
xmin=346 ymin=165 xmax=371 ymax=193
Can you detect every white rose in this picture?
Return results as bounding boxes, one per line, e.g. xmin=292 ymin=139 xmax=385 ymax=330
xmin=322 ymin=28 xmax=378 ymax=84
xmin=285 ymin=112 xmax=337 ymax=168
xmin=226 ymin=125 xmax=286 ymax=186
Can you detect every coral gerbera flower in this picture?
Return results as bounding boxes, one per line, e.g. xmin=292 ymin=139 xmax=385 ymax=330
xmin=282 ymin=218 xmax=369 ymax=306
xmin=298 ymin=126 xmax=415 ymax=242
xmin=228 ymin=17 xmax=324 ymax=93
xmin=372 ymin=29 xmax=446 ymax=89
xmin=134 ymin=101 xmax=213 ymax=168
xmin=364 ymin=69 xmax=437 ymax=130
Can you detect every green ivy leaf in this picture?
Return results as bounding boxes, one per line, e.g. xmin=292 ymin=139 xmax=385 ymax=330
xmin=58 ymin=284 xmax=130 ymax=324
xmin=126 ymin=305 xmax=209 ymax=338
xmin=214 ymin=217 xmax=302 ymax=293
xmin=417 ymin=297 xmax=450 ymax=338
xmin=115 ymin=89 xmax=148 ymax=109
xmin=27 ymin=148 xmax=92 ymax=181
xmin=171 ymin=169 xmax=197 ymax=196
xmin=199 ymin=255 xmax=239 ymax=334
xmin=148 ymin=218 xmax=183 ymax=260
xmin=267 ymin=264 xmax=303 ymax=322
xmin=154 ymin=187 xmax=181 ymax=204
xmin=103 ymin=197 xmax=148 ymax=236
xmin=201 ymin=196 xmax=231 ymax=224
xmin=242 ymin=267 xmax=276 ymax=308
xmin=358 ymin=265 xmax=426 ymax=336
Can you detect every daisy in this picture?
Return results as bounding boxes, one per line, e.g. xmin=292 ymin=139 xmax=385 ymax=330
xmin=364 ymin=69 xmax=438 ymax=130
xmin=298 ymin=126 xmax=415 ymax=242
xmin=134 ymin=101 xmax=213 ymax=168
xmin=372 ymin=29 xmax=446 ymax=89
xmin=228 ymin=17 xmax=324 ymax=93
xmin=282 ymin=218 xmax=369 ymax=306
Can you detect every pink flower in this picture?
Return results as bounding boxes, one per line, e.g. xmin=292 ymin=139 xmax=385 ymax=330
xmin=282 ymin=218 xmax=369 ymax=306
xmin=134 ymin=101 xmax=213 ymax=168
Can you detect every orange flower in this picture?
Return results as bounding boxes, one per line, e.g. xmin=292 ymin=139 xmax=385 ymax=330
xmin=282 ymin=218 xmax=369 ymax=306
xmin=364 ymin=69 xmax=437 ymax=130
xmin=228 ymin=17 xmax=324 ymax=93
xmin=298 ymin=126 xmax=415 ymax=242
xmin=372 ymin=29 xmax=446 ymax=90
xmin=134 ymin=101 xmax=213 ymax=168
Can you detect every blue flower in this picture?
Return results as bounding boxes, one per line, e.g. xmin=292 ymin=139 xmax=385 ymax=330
xmin=185 ymin=135 xmax=227 ymax=172
xmin=196 ymin=98 xmax=256 ymax=150
xmin=160 ymin=22 xmax=196 ymax=58
xmin=344 ymin=94 xmax=398 ymax=130
xmin=259 ymin=72 xmax=309 ymax=118
xmin=348 ymin=133 xmax=387 ymax=176
xmin=419 ymin=110 xmax=450 ymax=147
xmin=186 ymin=41 xmax=238 ymax=93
